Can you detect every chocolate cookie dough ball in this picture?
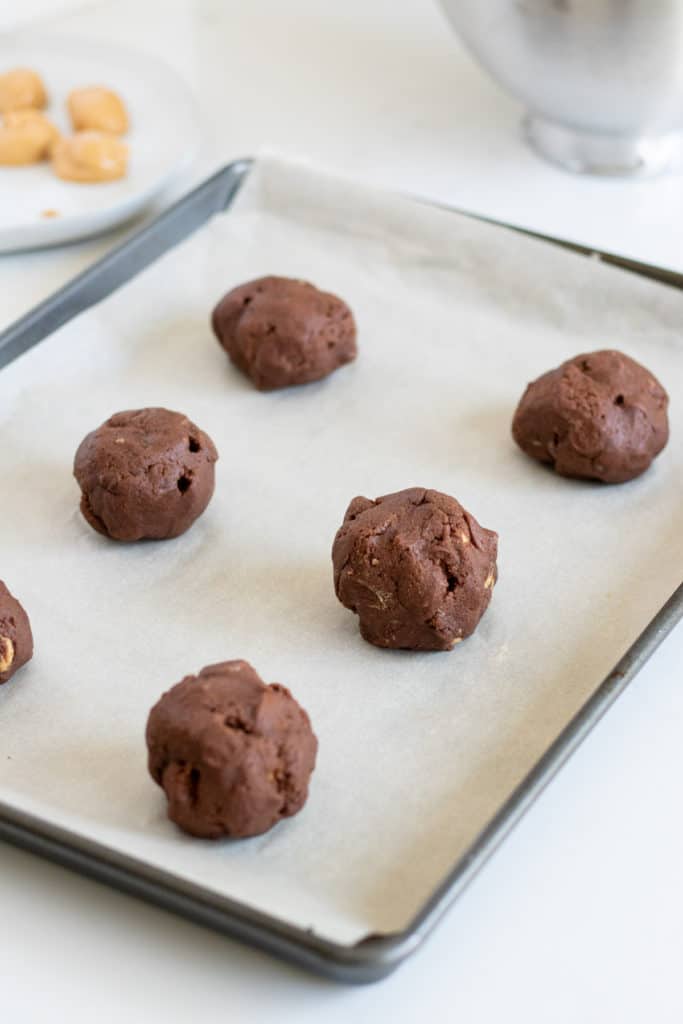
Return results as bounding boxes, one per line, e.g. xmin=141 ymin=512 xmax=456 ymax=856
xmin=0 ymin=68 xmax=47 ymax=113
xmin=0 ymin=581 xmax=33 ymax=686
xmin=74 ymin=408 xmax=218 ymax=541
xmin=67 ymin=86 xmax=128 ymax=135
xmin=146 ymin=660 xmax=318 ymax=839
xmin=332 ymin=487 xmax=498 ymax=651
xmin=512 ymin=349 xmax=669 ymax=484
xmin=211 ymin=275 xmax=357 ymax=390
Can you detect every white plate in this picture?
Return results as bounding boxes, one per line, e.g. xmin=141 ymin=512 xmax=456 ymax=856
xmin=0 ymin=33 xmax=199 ymax=252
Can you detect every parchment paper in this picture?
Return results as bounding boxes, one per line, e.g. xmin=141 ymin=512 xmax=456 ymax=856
xmin=0 ymin=156 xmax=681 ymax=945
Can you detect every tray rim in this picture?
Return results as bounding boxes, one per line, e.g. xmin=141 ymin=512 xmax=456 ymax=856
xmin=0 ymin=158 xmax=681 ymax=984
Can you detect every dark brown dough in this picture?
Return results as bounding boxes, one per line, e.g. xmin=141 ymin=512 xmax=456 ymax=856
xmin=211 ymin=275 xmax=357 ymax=390
xmin=512 ymin=349 xmax=669 ymax=483
xmin=146 ymin=660 xmax=318 ymax=839
xmin=332 ymin=487 xmax=498 ymax=651
xmin=0 ymin=580 xmax=33 ymax=685
xmin=74 ymin=408 xmax=218 ymax=541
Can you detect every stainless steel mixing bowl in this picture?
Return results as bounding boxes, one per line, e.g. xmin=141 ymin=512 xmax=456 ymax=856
xmin=439 ymin=0 xmax=683 ymax=176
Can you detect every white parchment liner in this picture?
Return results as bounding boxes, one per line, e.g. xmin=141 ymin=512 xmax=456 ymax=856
xmin=1 ymin=156 xmax=681 ymax=944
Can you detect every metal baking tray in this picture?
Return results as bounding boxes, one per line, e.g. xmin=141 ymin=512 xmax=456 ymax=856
xmin=0 ymin=159 xmax=681 ymax=984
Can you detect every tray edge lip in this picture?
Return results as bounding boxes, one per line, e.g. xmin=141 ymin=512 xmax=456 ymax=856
xmin=0 ymin=800 xmax=413 ymax=983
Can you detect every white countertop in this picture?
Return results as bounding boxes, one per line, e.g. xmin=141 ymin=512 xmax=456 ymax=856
xmin=2 ymin=3 xmax=682 ymax=1021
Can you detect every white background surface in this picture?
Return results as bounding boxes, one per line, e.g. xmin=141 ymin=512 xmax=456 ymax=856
xmin=1 ymin=2 xmax=682 ymax=1022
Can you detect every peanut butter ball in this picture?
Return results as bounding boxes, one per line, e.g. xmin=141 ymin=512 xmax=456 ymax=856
xmin=0 ymin=110 xmax=59 ymax=165
xmin=0 ymin=68 xmax=47 ymax=113
xmin=52 ymin=131 xmax=128 ymax=183
xmin=67 ymin=86 xmax=128 ymax=135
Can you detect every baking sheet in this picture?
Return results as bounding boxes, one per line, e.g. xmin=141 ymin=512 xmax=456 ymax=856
xmin=0 ymin=155 xmax=681 ymax=946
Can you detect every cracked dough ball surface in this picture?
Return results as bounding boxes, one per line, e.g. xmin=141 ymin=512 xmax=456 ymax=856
xmin=211 ymin=275 xmax=357 ymax=390
xmin=52 ymin=130 xmax=128 ymax=182
xmin=512 ymin=349 xmax=669 ymax=483
xmin=0 ymin=580 xmax=33 ymax=686
xmin=0 ymin=68 xmax=47 ymax=113
xmin=73 ymin=407 xmax=218 ymax=541
xmin=0 ymin=109 xmax=58 ymax=165
xmin=332 ymin=487 xmax=498 ymax=651
xmin=146 ymin=660 xmax=318 ymax=839
xmin=67 ymin=86 xmax=128 ymax=134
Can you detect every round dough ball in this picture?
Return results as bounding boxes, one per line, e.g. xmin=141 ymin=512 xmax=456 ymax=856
xmin=0 ymin=110 xmax=59 ymax=165
xmin=332 ymin=487 xmax=498 ymax=651
xmin=73 ymin=408 xmax=218 ymax=542
xmin=146 ymin=660 xmax=318 ymax=839
xmin=0 ymin=581 xmax=33 ymax=685
xmin=52 ymin=131 xmax=128 ymax=183
xmin=211 ymin=275 xmax=357 ymax=390
xmin=67 ymin=86 xmax=128 ymax=135
xmin=0 ymin=68 xmax=47 ymax=113
xmin=512 ymin=349 xmax=669 ymax=483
